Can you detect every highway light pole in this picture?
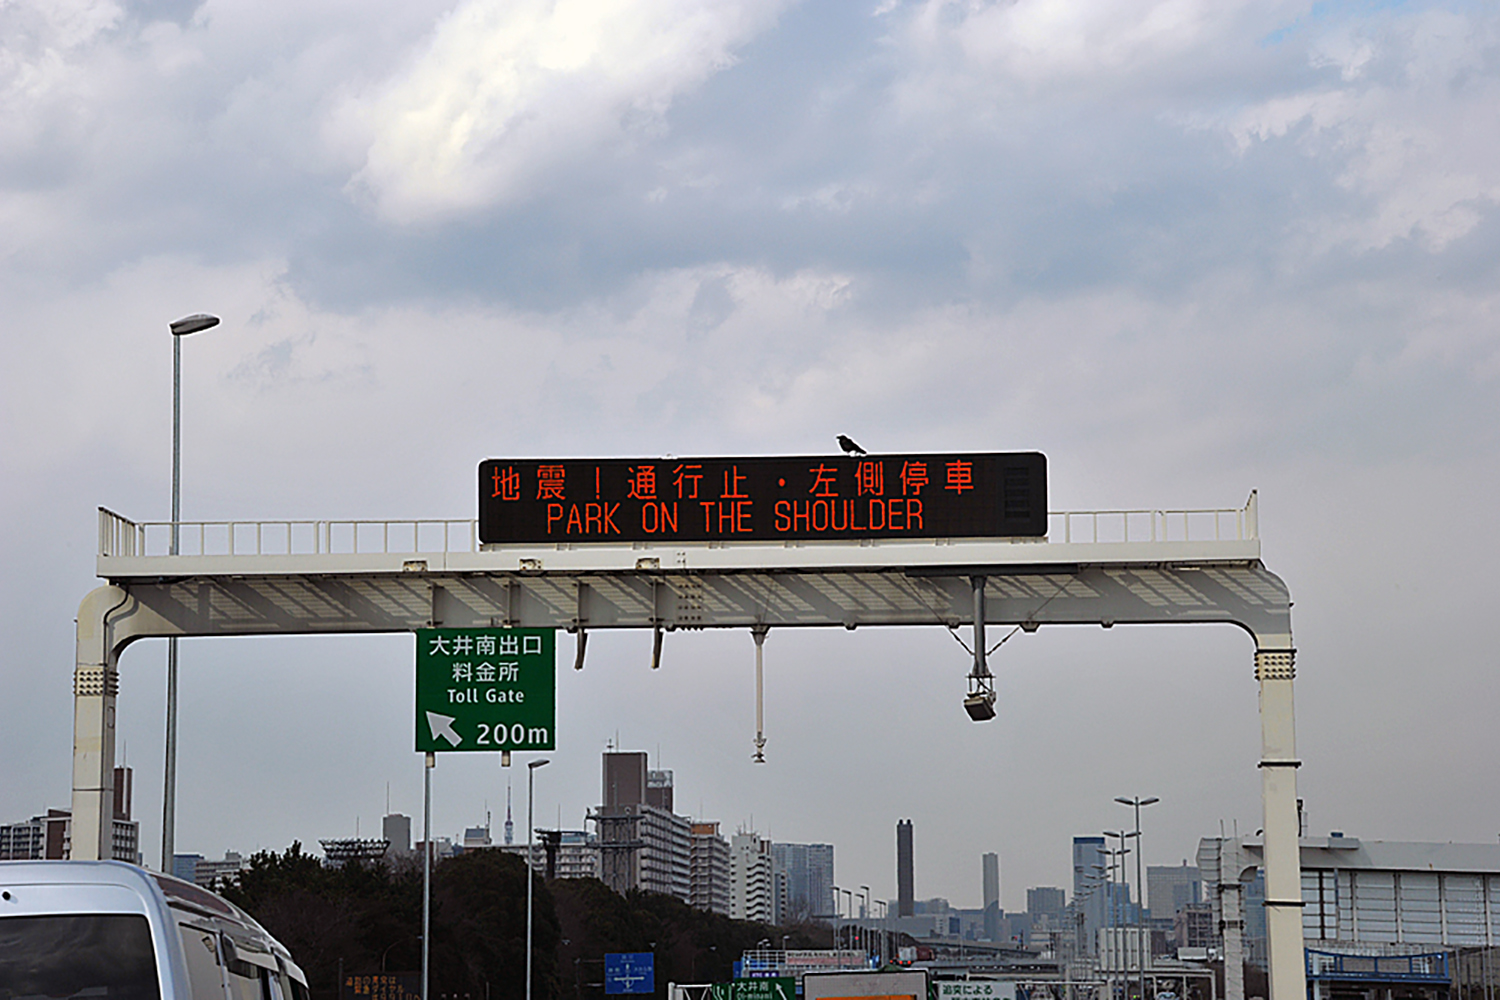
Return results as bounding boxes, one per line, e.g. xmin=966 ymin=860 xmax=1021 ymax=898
xmin=526 ymin=758 xmax=550 ymax=1000
xmin=1116 ymin=796 xmax=1159 ymax=1000
xmin=860 ymin=886 xmax=870 ymax=962
xmin=1102 ymin=842 xmax=1131 ymax=997
xmin=162 ymin=312 xmax=219 ymax=873
xmin=832 ymin=884 xmax=843 ymax=953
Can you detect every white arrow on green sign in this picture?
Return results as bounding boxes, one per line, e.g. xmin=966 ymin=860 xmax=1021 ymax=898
xmin=415 ymin=628 xmax=557 ymax=752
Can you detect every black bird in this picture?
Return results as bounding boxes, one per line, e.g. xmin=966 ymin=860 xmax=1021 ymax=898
xmin=837 ymin=434 xmax=866 ymax=456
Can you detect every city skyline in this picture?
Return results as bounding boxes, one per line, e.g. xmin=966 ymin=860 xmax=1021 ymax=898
xmin=113 ymin=768 xmax=1272 ymax=914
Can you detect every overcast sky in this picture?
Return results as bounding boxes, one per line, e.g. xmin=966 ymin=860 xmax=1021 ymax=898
xmin=4 ymin=0 xmax=1500 ymax=915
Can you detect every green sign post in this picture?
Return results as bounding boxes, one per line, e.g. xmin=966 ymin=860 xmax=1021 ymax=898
xmin=415 ymin=628 xmax=556 ymax=752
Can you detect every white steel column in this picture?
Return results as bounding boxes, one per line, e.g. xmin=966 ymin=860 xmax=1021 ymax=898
xmin=70 ymin=587 xmax=127 ymax=861
xmin=1256 ymin=645 xmax=1305 ymax=1000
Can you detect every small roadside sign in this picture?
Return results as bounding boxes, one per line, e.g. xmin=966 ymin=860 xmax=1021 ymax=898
xmin=711 ymin=978 xmax=796 ymax=1000
xmin=342 ymin=974 xmax=420 ymax=1000
xmin=937 ymin=984 xmax=1015 ymax=1000
xmin=415 ymin=628 xmax=556 ymax=752
xmin=605 ymin=953 xmax=655 ymax=995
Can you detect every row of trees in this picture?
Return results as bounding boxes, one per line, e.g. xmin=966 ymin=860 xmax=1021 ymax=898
xmin=219 ymin=844 xmax=831 ymax=1000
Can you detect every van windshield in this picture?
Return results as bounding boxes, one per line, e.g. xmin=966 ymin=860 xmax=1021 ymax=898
xmin=0 ymin=913 xmax=160 ymax=1000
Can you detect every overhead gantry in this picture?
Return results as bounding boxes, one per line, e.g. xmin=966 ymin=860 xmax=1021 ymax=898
xmin=75 ymin=494 xmax=1302 ymax=1000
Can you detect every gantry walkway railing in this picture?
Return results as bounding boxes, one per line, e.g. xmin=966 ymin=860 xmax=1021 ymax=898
xmin=98 ymin=493 xmax=1258 ymax=562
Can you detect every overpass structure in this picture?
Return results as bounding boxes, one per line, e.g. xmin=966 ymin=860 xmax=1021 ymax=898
xmin=72 ymin=493 xmax=1302 ymax=1000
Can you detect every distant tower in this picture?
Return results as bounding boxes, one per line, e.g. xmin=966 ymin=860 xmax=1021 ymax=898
xmin=983 ymin=852 xmax=1001 ymax=941
xmin=504 ymin=783 xmax=514 ymax=845
xmin=897 ymin=819 xmax=914 ymax=917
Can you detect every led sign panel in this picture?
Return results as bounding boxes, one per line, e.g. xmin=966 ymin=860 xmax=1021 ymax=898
xmin=478 ymin=452 xmax=1046 ymax=545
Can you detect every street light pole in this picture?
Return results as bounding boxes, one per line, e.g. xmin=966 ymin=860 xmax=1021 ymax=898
xmin=860 ymin=886 xmax=870 ymax=964
xmin=1102 ymin=842 xmax=1131 ymax=997
xmin=1116 ymin=796 xmax=1159 ymax=1000
xmin=162 ymin=312 xmax=219 ymax=874
xmin=527 ymin=759 xmax=551 ymax=1000
xmin=846 ymin=887 xmax=858 ymax=959
xmin=832 ymin=885 xmax=842 ymax=955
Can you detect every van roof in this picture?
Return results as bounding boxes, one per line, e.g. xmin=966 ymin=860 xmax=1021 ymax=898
xmin=0 ymin=860 xmax=270 ymax=942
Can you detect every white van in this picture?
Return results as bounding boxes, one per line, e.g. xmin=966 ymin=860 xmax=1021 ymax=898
xmin=0 ymin=859 xmax=310 ymax=1000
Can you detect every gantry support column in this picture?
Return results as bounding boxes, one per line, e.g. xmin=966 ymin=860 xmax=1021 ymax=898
xmin=1255 ymin=644 xmax=1305 ymax=1000
xmin=71 ymin=587 xmax=126 ymax=861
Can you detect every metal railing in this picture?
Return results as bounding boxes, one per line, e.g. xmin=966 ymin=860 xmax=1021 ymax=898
xmin=99 ymin=493 xmax=1256 ymax=560
xmin=1050 ymin=492 xmax=1257 ymax=544
xmin=99 ymin=508 xmax=477 ymax=559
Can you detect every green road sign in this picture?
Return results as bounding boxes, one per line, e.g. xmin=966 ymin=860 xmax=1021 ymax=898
xmin=415 ymin=628 xmax=556 ymax=752
xmin=711 ymin=979 xmax=796 ymax=1000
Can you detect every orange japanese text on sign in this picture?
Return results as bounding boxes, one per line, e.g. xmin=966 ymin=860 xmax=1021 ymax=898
xmin=673 ymin=464 xmax=703 ymax=499
xmin=856 ymin=460 xmax=884 ymax=496
xmin=491 ymin=465 xmax=521 ymax=500
xmin=537 ymin=465 xmax=566 ymax=500
xmin=627 ymin=466 xmax=658 ymax=500
xmin=945 ymin=460 xmax=973 ymax=493
xmin=900 ymin=461 xmax=928 ymax=495
xmin=808 ymin=464 xmax=840 ymax=498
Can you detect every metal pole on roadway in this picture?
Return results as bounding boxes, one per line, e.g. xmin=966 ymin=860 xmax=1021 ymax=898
xmin=527 ymin=758 xmax=550 ymax=1000
xmin=163 ymin=312 xmax=218 ymax=874
xmin=423 ymin=752 xmax=434 ymax=1000
xmin=1116 ymin=796 xmax=1158 ymax=1000
xmin=752 ymin=626 xmax=768 ymax=763
xmin=860 ymin=887 xmax=870 ymax=963
xmin=832 ymin=885 xmax=842 ymax=956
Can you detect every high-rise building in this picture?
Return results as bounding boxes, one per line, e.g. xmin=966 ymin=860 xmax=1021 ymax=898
xmin=647 ymin=770 xmax=674 ymax=812
xmin=730 ymin=831 xmax=773 ymax=922
xmin=771 ymin=842 xmax=834 ymax=923
xmin=383 ymin=813 xmax=412 ymax=855
xmin=603 ymin=752 xmax=647 ymax=807
xmin=897 ymin=820 xmax=914 ymax=917
xmin=593 ymin=751 xmax=691 ymax=902
xmin=983 ymin=853 xmax=1000 ymax=909
xmin=691 ymin=822 xmax=731 ymax=915
xmin=982 ymin=852 xmax=1001 ymax=941
xmin=1027 ymin=886 xmax=1067 ymax=921
xmin=1073 ymin=836 xmax=1107 ymax=955
xmin=172 ymin=854 xmax=203 ymax=882
xmin=1146 ymin=861 xmax=1201 ymax=918
xmin=1 ymin=768 xmax=139 ymax=864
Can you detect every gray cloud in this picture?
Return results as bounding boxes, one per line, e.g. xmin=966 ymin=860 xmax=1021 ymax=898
xmin=4 ymin=0 xmax=1500 ymax=908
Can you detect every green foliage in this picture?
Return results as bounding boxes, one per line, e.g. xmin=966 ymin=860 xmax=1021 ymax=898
xmin=429 ymin=849 xmax=560 ymax=1000
xmin=222 ymin=846 xmax=826 ymax=1000
xmin=219 ymin=843 xmax=424 ymax=1000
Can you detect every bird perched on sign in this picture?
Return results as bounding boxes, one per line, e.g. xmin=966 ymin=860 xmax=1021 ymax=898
xmin=837 ymin=435 xmax=866 ymax=456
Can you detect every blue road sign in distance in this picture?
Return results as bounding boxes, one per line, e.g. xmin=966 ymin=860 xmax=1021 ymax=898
xmin=605 ymin=953 xmax=655 ymax=995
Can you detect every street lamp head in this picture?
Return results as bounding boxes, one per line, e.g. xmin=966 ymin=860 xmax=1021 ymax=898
xmin=170 ymin=314 xmax=220 ymax=337
xmin=1115 ymin=796 xmax=1159 ymax=807
xmin=529 ymin=759 xmax=550 ymax=769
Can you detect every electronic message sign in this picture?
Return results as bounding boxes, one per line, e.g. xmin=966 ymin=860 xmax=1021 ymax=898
xmin=415 ymin=628 xmax=556 ymax=752
xmin=479 ymin=452 xmax=1045 ymax=545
